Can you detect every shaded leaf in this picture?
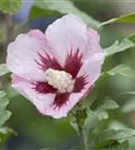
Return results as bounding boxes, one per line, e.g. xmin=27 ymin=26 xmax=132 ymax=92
xmin=29 ymin=0 xmax=100 ymax=28
xmin=99 ymin=13 xmax=135 ymax=27
xmin=29 ymin=6 xmax=60 ymax=20
xmin=40 ymin=148 xmax=56 ymax=150
xmin=0 ymin=31 xmax=4 ymax=42
xmin=71 ymin=146 xmax=81 ymax=150
xmin=109 ymin=141 xmax=129 ymax=150
xmin=0 ymin=64 xmax=9 ymax=77
xmin=90 ymin=129 xmax=135 ymax=150
xmin=0 ymin=127 xmax=15 ymax=145
xmin=0 ymin=0 xmax=22 ymax=15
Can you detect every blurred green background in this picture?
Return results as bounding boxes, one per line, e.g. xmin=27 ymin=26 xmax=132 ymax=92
xmin=1 ymin=0 xmax=135 ymax=149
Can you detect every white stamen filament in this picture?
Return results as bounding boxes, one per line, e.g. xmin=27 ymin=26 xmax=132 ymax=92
xmin=45 ymin=68 xmax=74 ymax=93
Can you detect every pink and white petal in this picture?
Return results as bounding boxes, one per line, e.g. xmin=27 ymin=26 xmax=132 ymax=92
xmin=7 ymin=30 xmax=53 ymax=81
xmin=77 ymin=53 xmax=104 ymax=91
xmin=11 ymin=74 xmax=56 ymax=114
xmin=44 ymin=93 xmax=83 ymax=119
xmin=45 ymin=14 xmax=88 ymax=66
xmin=85 ymin=28 xmax=102 ymax=58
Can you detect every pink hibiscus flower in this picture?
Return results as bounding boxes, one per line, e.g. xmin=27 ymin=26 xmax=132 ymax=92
xmin=6 ymin=14 xmax=104 ymax=118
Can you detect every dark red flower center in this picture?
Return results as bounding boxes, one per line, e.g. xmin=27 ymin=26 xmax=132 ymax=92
xmin=34 ymin=49 xmax=88 ymax=108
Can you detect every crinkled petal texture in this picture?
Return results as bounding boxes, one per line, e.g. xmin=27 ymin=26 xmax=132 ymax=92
xmin=6 ymin=14 xmax=104 ymax=119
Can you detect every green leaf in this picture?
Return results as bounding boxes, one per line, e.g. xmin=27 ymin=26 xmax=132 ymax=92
xmin=0 ymin=64 xmax=9 ymax=77
xmin=29 ymin=0 xmax=100 ymax=28
xmin=128 ymin=33 xmax=135 ymax=43
xmin=70 ymin=118 xmax=79 ymax=134
xmin=0 ymin=31 xmax=4 ymax=42
xmin=104 ymin=39 xmax=135 ymax=57
xmin=0 ymin=91 xmax=11 ymax=127
xmin=71 ymin=146 xmax=81 ymax=150
xmin=95 ymin=99 xmax=119 ymax=121
xmin=29 ymin=6 xmax=60 ymax=20
xmin=95 ymin=99 xmax=119 ymax=113
xmin=0 ymin=91 xmax=12 ymax=146
xmin=122 ymin=98 xmax=135 ymax=113
xmin=0 ymin=110 xmax=11 ymax=127
xmin=119 ymin=91 xmax=135 ymax=96
xmin=0 ymin=127 xmax=14 ymax=145
xmin=0 ymin=0 xmax=22 ymax=15
xmin=90 ymin=129 xmax=135 ymax=150
xmin=109 ymin=121 xmax=127 ymax=131
xmin=40 ymin=148 xmax=56 ymax=150
xmin=84 ymin=109 xmax=99 ymax=135
xmin=100 ymin=129 xmax=135 ymax=142
xmin=109 ymin=141 xmax=129 ymax=150
xmin=99 ymin=13 xmax=135 ymax=27
xmin=106 ymin=64 xmax=135 ymax=78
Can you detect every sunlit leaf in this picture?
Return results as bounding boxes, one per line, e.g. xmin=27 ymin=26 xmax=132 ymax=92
xmin=100 ymin=129 xmax=135 ymax=142
xmin=29 ymin=0 xmax=100 ymax=28
xmin=109 ymin=121 xmax=127 ymax=131
xmin=0 ymin=91 xmax=11 ymax=127
xmin=70 ymin=117 xmax=79 ymax=134
xmin=104 ymin=39 xmax=135 ymax=57
xmin=0 ymin=0 xmax=22 ymax=15
xmin=0 ymin=64 xmax=9 ymax=77
xmin=128 ymin=33 xmax=135 ymax=43
xmin=95 ymin=99 xmax=119 ymax=113
xmin=122 ymin=98 xmax=135 ymax=113
xmin=84 ymin=109 xmax=99 ymax=134
xmin=99 ymin=13 xmax=135 ymax=27
xmin=107 ymin=64 xmax=135 ymax=78
xmin=0 ymin=91 xmax=12 ymax=146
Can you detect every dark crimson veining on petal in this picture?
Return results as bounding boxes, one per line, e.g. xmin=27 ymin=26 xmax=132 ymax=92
xmin=64 ymin=49 xmax=83 ymax=78
xmin=36 ymin=53 xmax=62 ymax=71
xmin=73 ymin=76 xmax=88 ymax=92
xmin=33 ymin=81 xmax=57 ymax=94
xmin=53 ymin=93 xmax=70 ymax=108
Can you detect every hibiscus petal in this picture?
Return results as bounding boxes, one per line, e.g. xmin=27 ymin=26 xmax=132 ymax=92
xmin=33 ymin=81 xmax=57 ymax=94
xmin=46 ymin=14 xmax=102 ymax=66
xmin=46 ymin=14 xmax=89 ymax=66
xmin=12 ymin=74 xmax=83 ymax=119
xmin=64 ymin=49 xmax=83 ymax=78
xmin=11 ymin=74 xmax=56 ymax=114
xmin=85 ymin=28 xmax=102 ymax=58
xmin=6 ymin=30 xmax=57 ymax=81
xmin=44 ymin=93 xmax=83 ymax=118
xmin=73 ymin=76 xmax=88 ymax=92
xmin=77 ymin=53 xmax=104 ymax=92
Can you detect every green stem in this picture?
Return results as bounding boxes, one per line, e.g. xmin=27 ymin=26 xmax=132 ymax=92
xmin=79 ymin=127 xmax=89 ymax=150
xmin=75 ymin=106 xmax=89 ymax=150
